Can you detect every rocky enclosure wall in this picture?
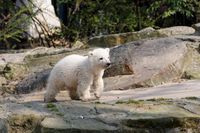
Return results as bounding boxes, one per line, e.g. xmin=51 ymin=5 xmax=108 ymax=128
xmin=1 ymin=25 xmax=200 ymax=133
xmin=0 ymin=26 xmax=200 ymax=94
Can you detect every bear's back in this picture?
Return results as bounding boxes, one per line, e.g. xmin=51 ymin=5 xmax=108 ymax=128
xmin=49 ymin=54 xmax=88 ymax=88
xmin=57 ymin=54 xmax=87 ymax=66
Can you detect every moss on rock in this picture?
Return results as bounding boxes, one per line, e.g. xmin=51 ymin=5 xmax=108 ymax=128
xmin=88 ymin=29 xmax=166 ymax=47
xmin=8 ymin=114 xmax=42 ymax=133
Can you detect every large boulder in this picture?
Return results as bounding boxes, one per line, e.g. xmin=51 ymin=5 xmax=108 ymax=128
xmin=176 ymin=35 xmax=200 ymax=79
xmin=104 ymin=37 xmax=191 ymax=90
xmin=88 ymin=27 xmax=165 ymax=47
xmin=1 ymin=35 xmax=200 ymax=94
xmin=88 ymin=26 xmax=195 ymax=47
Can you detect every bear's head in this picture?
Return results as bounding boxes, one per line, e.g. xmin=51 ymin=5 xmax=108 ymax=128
xmin=88 ymin=48 xmax=111 ymax=70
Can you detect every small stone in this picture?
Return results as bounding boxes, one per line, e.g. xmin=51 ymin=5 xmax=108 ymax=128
xmin=41 ymin=117 xmax=70 ymax=129
xmin=0 ymin=77 xmax=6 ymax=86
xmin=0 ymin=119 xmax=7 ymax=133
xmin=72 ymin=41 xmax=85 ymax=49
xmin=157 ymin=26 xmax=195 ymax=36
xmin=192 ymin=23 xmax=200 ymax=33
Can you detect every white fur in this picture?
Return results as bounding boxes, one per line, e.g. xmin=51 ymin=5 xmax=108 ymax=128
xmin=44 ymin=48 xmax=110 ymax=102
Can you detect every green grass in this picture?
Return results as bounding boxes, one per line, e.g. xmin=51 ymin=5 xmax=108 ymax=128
xmin=56 ymin=112 xmax=64 ymax=116
xmin=94 ymin=101 xmax=106 ymax=104
xmin=46 ymin=103 xmax=59 ymax=112
xmin=146 ymin=98 xmax=172 ymax=102
xmin=46 ymin=103 xmax=64 ymax=116
xmin=116 ymin=99 xmax=141 ymax=104
xmin=184 ymin=97 xmax=199 ymax=100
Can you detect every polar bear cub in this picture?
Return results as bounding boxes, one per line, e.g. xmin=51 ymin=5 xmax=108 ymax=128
xmin=44 ymin=48 xmax=111 ymax=102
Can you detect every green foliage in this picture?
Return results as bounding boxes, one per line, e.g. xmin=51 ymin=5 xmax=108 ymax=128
xmin=57 ymin=0 xmax=138 ymax=41
xmin=46 ymin=103 xmax=64 ymax=116
xmin=57 ymin=0 xmax=197 ymax=41
xmin=148 ymin=0 xmax=197 ymax=26
xmin=46 ymin=103 xmax=59 ymax=112
xmin=0 ymin=0 xmax=198 ymax=47
xmin=0 ymin=0 xmax=32 ymax=48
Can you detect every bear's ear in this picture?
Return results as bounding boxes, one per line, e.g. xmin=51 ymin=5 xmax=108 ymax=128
xmin=105 ymin=48 xmax=110 ymax=53
xmin=88 ymin=51 xmax=93 ymax=56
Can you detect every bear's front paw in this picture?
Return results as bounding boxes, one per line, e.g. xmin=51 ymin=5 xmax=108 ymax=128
xmin=79 ymin=96 xmax=97 ymax=102
xmin=94 ymin=93 xmax=101 ymax=99
xmin=82 ymin=98 xmax=97 ymax=102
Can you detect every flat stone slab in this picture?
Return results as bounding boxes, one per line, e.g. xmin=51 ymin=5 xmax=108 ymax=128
xmin=101 ymin=80 xmax=200 ymax=103
xmin=41 ymin=117 xmax=70 ymax=129
xmin=2 ymin=80 xmax=199 ymax=132
xmin=2 ymin=98 xmax=200 ymax=133
xmin=17 ymin=80 xmax=200 ymax=104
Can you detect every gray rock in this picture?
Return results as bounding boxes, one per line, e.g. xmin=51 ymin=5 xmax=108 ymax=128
xmin=1 ymin=98 xmax=200 ymax=133
xmin=41 ymin=117 xmax=70 ymax=130
xmin=88 ymin=26 xmax=195 ymax=47
xmin=157 ymin=26 xmax=195 ymax=36
xmin=41 ymin=117 xmax=118 ymax=133
xmin=72 ymin=40 xmax=86 ymax=49
xmin=183 ymin=49 xmax=200 ymax=79
xmin=0 ymin=119 xmax=8 ymax=133
xmin=0 ymin=77 xmax=6 ymax=86
xmin=176 ymin=35 xmax=200 ymax=79
xmin=15 ymin=69 xmax=51 ymax=94
xmin=104 ymin=37 xmax=190 ymax=90
xmin=2 ymin=35 xmax=200 ymax=94
xmin=182 ymin=104 xmax=200 ymax=115
xmin=88 ymin=27 xmax=165 ymax=47
xmin=138 ymin=27 xmax=155 ymax=33
xmin=192 ymin=23 xmax=200 ymax=34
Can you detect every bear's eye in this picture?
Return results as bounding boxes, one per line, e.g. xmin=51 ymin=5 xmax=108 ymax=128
xmin=99 ymin=57 xmax=103 ymax=60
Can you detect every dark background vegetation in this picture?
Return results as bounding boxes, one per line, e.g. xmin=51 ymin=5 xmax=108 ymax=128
xmin=0 ymin=0 xmax=199 ymax=48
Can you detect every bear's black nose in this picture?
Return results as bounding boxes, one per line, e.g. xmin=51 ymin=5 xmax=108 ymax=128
xmin=106 ymin=63 xmax=111 ymax=67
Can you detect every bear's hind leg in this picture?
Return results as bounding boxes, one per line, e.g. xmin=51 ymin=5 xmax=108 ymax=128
xmin=44 ymin=82 xmax=59 ymax=102
xmin=69 ymin=88 xmax=79 ymax=100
